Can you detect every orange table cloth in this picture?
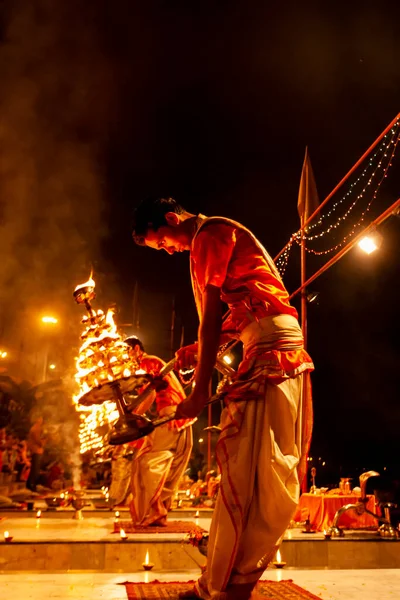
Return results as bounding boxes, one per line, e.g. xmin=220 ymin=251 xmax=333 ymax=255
xmin=293 ymin=493 xmax=379 ymax=532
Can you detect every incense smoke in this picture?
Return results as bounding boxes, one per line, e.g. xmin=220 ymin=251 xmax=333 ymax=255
xmin=0 ymin=3 xmax=118 ymax=483
xmin=0 ymin=2 xmax=115 ymax=382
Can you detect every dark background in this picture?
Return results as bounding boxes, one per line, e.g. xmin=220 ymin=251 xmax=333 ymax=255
xmin=0 ymin=1 xmax=399 ymax=482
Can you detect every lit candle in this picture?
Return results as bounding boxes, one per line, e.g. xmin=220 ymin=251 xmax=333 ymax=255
xmin=119 ymin=528 xmax=128 ymax=541
xmin=114 ymin=510 xmax=120 ymax=520
xmin=195 ymin=510 xmax=200 ymax=518
xmin=323 ymin=529 xmax=332 ymax=539
xmin=4 ymin=531 xmax=13 ymax=543
xmin=36 ymin=510 xmax=41 ymax=519
xmin=272 ymin=549 xmax=286 ymax=568
xmin=142 ymin=549 xmax=154 ymax=571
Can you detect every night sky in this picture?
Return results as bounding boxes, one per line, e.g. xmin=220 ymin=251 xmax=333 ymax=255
xmin=1 ymin=1 xmax=399 ymax=478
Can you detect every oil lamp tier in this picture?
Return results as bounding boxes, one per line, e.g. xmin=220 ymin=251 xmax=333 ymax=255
xmin=73 ymin=274 xmax=155 ymax=450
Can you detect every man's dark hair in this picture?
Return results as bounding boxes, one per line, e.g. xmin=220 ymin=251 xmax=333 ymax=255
xmin=132 ymin=197 xmax=184 ymax=245
xmin=124 ymin=336 xmax=145 ymax=352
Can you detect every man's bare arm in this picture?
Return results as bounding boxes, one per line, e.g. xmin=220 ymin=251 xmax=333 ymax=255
xmin=194 ymin=284 xmax=223 ymax=394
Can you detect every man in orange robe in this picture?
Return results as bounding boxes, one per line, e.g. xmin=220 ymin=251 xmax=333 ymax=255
xmin=132 ymin=198 xmax=314 ymax=598
xmin=125 ymin=336 xmax=195 ymax=526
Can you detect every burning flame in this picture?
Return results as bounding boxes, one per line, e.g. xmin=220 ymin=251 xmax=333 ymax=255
xmin=120 ymin=528 xmax=127 ymax=539
xmin=145 ymin=550 xmax=150 ymax=564
xmin=276 ymin=549 xmax=282 ymax=562
xmin=74 ymin=272 xmax=95 ymax=292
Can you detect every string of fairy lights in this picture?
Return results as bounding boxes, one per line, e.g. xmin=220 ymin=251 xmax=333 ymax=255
xmin=276 ymin=119 xmax=400 ymax=275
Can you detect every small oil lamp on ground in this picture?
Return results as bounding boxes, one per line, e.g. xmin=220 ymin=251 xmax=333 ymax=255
xmin=272 ymin=548 xmax=286 ymax=568
xmin=119 ymin=528 xmax=128 ymax=541
xmin=3 ymin=531 xmax=13 ymax=543
xmin=71 ymin=490 xmax=85 ymax=520
xmin=36 ymin=510 xmax=41 ymax=519
xmin=142 ymin=549 xmax=154 ymax=571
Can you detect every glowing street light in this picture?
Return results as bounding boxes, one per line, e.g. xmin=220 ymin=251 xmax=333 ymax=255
xmin=357 ymin=230 xmax=383 ymax=255
xmin=42 ymin=316 xmax=58 ymax=324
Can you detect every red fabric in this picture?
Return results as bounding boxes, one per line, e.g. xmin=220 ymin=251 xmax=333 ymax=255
xmin=190 ymin=216 xmax=314 ymax=491
xmin=190 ymin=218 xmax=298 ymax=334
xmin=140 ymin=355 xmax=184 ymax=412
xmin=123 ymin=579 xmax=321 ymax=600
xmin=113 ymin=520 xmax=205 ymax=534
xmin=131 ymin=354 xmax=195 ymax=441
xmin=293 ymin=493 xmax=378 ymax=531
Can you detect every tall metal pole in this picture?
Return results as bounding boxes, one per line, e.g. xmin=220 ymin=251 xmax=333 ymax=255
xmin=300 ymin=217 xmax=309 ymax=493
xmin=300 ymin=216 xmax=308 ymax=349
xmin=207 ymin=380 xmax=212 ymax=472
xmin=42 ymin=343 xmax=49 ymax=383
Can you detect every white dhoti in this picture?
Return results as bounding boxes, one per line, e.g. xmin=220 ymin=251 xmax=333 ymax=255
xmin=110 ymin=453 xmax=133 ymax=506
xmin=130 ymin=423 xmax=193 ymax=526
xmin=195 ymin=315 xmax=313 ymax=599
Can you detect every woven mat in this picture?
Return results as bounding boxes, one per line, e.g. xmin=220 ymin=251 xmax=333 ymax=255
xmin=114 ymin=520 xmax=206 ymax=535
xmin=122 ymin=579 xmax=321 ymax=599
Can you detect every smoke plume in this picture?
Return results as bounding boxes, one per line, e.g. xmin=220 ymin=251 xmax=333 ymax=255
xmin=0 ymin=1 xmax=115 ymax=382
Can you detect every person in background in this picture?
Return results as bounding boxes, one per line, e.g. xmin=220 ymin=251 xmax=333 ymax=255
xmin=109 ymin=443 xmax=133 ymax=506
xmin=125 ymin=336 xmax=195 ymax=526
xmin=26 ymin=416 xmax=46 ymax=491
xmin=15 ymin=440 xmax=31 ymax=482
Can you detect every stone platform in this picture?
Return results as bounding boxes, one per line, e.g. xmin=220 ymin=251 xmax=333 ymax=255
xmin=0 ymin=512 xmax=399 ymax=572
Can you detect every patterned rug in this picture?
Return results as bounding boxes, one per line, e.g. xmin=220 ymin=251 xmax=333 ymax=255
xmin=114 ymin=521 xmax=206 ymax=535
xmin=122 ymin=579 xmax=321 ymax=599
